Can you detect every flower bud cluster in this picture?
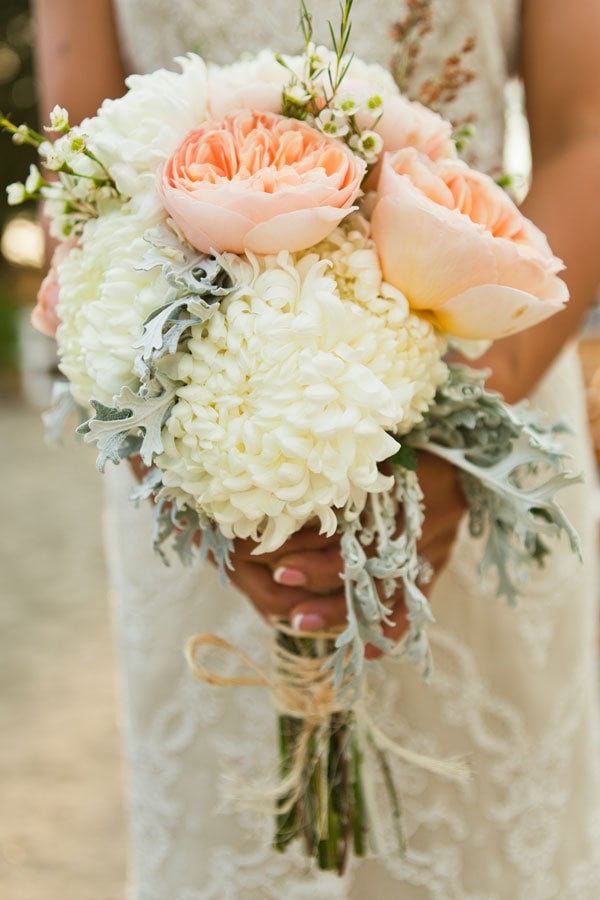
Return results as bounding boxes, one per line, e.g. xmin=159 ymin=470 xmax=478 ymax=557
xmin=3 ymin=112 xmax=119 ymax=233
xmin=281 ymin=42 xmax=386 ymax=166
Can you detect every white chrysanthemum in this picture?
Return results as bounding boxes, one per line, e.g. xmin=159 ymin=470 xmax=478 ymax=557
xmin=157 ymin=238 xmax=447 ymax=552
xmin=56 ymin=206 xmax=175 ymax=407
xmin=303 ymin=214 xmax=382 ymax=304
xmin=83 ymin=54 xmax=209 ymax=202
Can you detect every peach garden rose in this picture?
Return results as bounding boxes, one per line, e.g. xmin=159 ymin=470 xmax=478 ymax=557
xmin=31 ymin=240 xmax=76 ymax=337
xmin=159 ymin=109 xmax=366 ymax=255
xmin=368 ymin=95 xmax=455 ymax=162
xmin=370 ymin=147 xmax=569 ymax=339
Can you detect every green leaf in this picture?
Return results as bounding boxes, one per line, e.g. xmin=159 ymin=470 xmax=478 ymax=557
xmin=387 ymin=443 xmax=418 ymax=471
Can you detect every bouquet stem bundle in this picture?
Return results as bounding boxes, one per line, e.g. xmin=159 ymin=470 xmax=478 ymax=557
xmin=187 ymin=621 xmax=442 ymax=873
xmin=272 ymin=626 xmax=369 ymax=873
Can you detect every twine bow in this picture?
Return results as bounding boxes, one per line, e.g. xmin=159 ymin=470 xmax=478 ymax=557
xmin=185 ymin=623 xmax=469 ymax=787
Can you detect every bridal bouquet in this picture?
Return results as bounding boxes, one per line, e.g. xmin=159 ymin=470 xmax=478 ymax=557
xmin=4 ymin=0 xmax=578 ymax=873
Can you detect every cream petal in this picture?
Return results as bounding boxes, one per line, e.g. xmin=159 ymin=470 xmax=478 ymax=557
xmin=207 ymin=82 xmax=283 ymax=119
xmin=491 ymin=234 xmax=565 ymax=294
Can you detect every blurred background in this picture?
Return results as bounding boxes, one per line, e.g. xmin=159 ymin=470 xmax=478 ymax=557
xmin=0 ymin=4 xmax=127 ymax=899
xmin=1 ymin=4 xmax=599 ymax=900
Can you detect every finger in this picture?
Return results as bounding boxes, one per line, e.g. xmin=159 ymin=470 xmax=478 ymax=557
xmin=228 ymin=560 xmax=324 ymax=619
xmin=271 ymin=544 xmax=343 ymax=594
xmin=288 ymin=591 xmax=347 ymax=631
xmin=290 ymin=587 xmax=410 ymax=663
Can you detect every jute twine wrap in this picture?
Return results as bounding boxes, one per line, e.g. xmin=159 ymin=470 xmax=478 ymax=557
xmin=186 ymin=621 xmax=354 ymax=716
xmin=185 ymin=622 xmax=469 ymax=801
xmin=185 ymin=622 xmax=357 ymax=816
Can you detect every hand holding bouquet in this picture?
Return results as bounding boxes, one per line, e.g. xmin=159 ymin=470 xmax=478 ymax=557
xmin=3 ymin=0 xmax=579 ymax=873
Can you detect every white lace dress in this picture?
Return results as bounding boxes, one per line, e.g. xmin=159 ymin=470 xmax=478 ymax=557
xmin=105 ymin=1 xmax=600 ymax=897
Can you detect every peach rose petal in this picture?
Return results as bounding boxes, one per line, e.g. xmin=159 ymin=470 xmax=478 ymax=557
xmin=159 ymin=188 xmax=255 ymax=254
xmin=239 ymin=205 xmax=360 ymax=255
xmin=432 ymin=279 xmax=570 ymax=340
xmin=372 ymin=194 xmax=499 ymax=308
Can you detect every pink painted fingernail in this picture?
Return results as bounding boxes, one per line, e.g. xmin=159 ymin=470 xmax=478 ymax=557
xmin=291 ymin=613 xmax=326 ymax=632
xmin=273 ymin=566 xmax=307 ymax=587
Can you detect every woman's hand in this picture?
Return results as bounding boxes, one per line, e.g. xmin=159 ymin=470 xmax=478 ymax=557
xmin=225 ymin=452 xmax=466 ymax=657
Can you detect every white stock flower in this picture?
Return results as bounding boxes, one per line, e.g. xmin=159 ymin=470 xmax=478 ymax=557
xmin=56 ymin=206 xmax=175 ymax=406
xmin=84 ymin=54 xmax=209 ymax=202
xmin=38 ymin=140 xmax=63 ymax=171
xmin=157 ymin=237 xmax=447 ymax=552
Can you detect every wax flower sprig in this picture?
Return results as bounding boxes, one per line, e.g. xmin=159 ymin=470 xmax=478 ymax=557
xmin=2 ymin=105 xmax=118 ymax=238
xmin=278 ymin=0 xmax=384 ymax=164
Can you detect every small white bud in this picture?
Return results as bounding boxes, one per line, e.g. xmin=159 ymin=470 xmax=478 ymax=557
xmin=284 ymin=83 xmax=313 ymax=106
xmin=7 ymin=182 xmax=27 ymax=205
xmin=25 ymin=164 xmax=43 ymax=194
xmin=11 ymin=124 xmax=29 ymax=145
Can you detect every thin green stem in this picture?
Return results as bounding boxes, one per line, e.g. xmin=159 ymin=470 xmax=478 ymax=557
xmin=351 ymin=732 xmax=366 ymax=856
xmin=369 ymin=736 xmax=407 ymax=855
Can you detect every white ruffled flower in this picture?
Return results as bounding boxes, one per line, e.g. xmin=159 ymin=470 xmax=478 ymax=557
xmin=342 ymin=57 xmax=399 ymax=98
xmin=207 ymin=49 xmax=301 ymax=119
xmin=157 ymin=236 xmax=447 ymax=552
xmin=56 ymin=206 xmax=176 ymax=406
xmin=83 ymin=54 xmax=209 ymax=202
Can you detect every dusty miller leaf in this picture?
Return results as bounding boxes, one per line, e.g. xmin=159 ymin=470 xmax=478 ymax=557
xmin=404 ymin=364 xmax=582 ymax=605
xmin=42 ymin=380 xmax=88 ymax=443
xmin=78 ymin=372 xmax=178 ymax=470
xmin=140 ymin=225 xmax=234 ymax=297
